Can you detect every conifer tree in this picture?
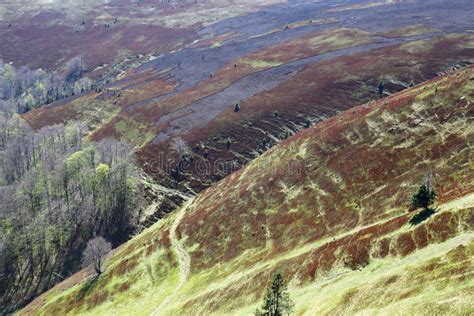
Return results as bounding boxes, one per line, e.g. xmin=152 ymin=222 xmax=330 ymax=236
xmin=255 ymin=273 xmax=294 ymax=316
xmin=411 ymin=183 xmax=436 ymax=210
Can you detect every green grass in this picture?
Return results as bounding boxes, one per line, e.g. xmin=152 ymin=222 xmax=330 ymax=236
xmin=242 ymin=59 xmax=283 ymax=69
xmin=114 ymin=117 xmax=155 ymax=147
xmin=232 ymin=232 xmax=474 ymax=315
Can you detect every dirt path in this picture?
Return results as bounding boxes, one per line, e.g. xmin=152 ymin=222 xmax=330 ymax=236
xmin=439 ymin=192 xmax=474 ymax=212
xmin=151 ymin=203 xmax=191 ymax=316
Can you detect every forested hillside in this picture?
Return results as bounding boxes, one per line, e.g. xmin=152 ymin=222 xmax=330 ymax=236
xmin=0 ymin=58 xmax=92 ymax=113
xmin=0 ymin=60 xmax=143 ymax=312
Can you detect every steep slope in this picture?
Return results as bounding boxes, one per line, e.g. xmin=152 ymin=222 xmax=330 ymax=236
xmin=23 ymin=30 xmax=474 ymax=221
xmin=21 ymin=66 xmax=474 ymax=315
xmin=20 ymin=1 xmax=474 ymax=223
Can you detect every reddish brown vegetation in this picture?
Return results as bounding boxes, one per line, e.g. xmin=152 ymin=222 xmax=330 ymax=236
xmin=174 ymin=66 xmax=473 ymax=275
xmin=136 ymin=35 xmax=473 ymax=195
xmin=23 ymin=34 xmax=473 ymax=209
xmin=19 ymin=64 xmax=474 ymax=316
xmin=0 ymin=12 xmax=195 ymax=72
xmin=181 ymin=205 xmax=473 ymax=314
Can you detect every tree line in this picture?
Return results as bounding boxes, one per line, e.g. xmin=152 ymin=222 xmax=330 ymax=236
xmin=0 ymin=98 xmax=143 ymax=312
xmin=0 ymin=56 xmax=92 ymax=113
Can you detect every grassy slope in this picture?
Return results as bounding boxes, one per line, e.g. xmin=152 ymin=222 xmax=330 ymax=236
xmin=21 ymin=67 xmax=474 ymax=315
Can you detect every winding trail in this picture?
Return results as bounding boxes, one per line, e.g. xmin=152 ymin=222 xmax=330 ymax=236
xmin=151 ymin=203 xmax=191 ymax=316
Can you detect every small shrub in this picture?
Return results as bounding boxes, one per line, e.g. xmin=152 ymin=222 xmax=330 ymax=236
xmin=378 ymin=81 xmax=384 ymax=95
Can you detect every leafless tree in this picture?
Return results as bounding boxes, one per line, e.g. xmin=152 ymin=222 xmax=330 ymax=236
xmin=172 ymin=137 xmax=189 ymax=158
xmin=1 ymin=57 xmax=93 ymax=114
xmin=82 ymin=236 xmax=112 ymax=275
xmin=65 ymin=56 xmax=86 ymax=83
